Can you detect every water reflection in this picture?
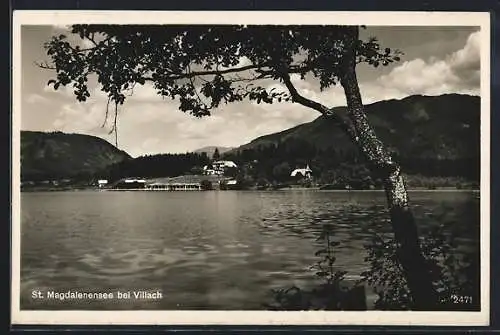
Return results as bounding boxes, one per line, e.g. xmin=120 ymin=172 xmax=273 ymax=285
xmin=20 ymin=190 xmax=479 ymax=310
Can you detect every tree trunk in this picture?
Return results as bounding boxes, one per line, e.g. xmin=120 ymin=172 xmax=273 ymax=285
xmin=339 ymin=56 xmax=439 ymax=310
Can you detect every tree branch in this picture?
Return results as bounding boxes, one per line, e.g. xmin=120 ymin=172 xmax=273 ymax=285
xmin=101 ymin=96 xmax=112 ymax=128
xmin=280 ymin=71 xmax=358 ymax=140
xmin=281 ymin=72 xmax=331 ymax=116
xmin=108 ymin=102 xmax=119 ymax=148
xmin=145 ymin=62 xmax=308 ymax=82
xmin=88 ymin=32 xmax=98 ymax=46
xmin=187 ymin=64 xmax=210 ymax=109
xmin=228 ymin=72 xmax=270 ymax=83
xmin=168 ymin=63 xmax=272 ymax=80
xmin=35 ymin=61 xmax=56 ymax=70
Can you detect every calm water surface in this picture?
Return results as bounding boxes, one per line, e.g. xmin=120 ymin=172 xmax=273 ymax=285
xmin=20 ymin=190 xmax=479 ymax=310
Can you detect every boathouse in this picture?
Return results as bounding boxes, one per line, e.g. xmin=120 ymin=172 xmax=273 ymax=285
xmin=145 ymin=182 xmax=201 ymax=191
xmin=144 ymin=175 xmax=231 ymax=191
xmin=113 ymin=178 xmax=146 ymax=189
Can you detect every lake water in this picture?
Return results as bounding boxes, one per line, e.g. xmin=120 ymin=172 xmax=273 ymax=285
xmin=20 ymin=190 xmax=480 ymax=310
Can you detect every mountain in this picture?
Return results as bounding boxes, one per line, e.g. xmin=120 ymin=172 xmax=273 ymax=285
xmin=194 ymin=146 xmax=234 ymax=158
xmin=229 ymin=94 xmax=480 ymax=161
xmin=21 ymin=131 xmax=131 ymax=181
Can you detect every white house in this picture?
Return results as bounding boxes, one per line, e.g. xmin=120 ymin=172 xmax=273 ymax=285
xmin=203 ymin=160 xmax=238 ymax=176
xmin=203 ymin=165 xmax=218 ymax=175
xmin=213 ymin=160 xmax=237 ymax=169
xmin=291 ymin=165 xmax=312 ymax=179
xmin=124 ymin=178 xmax=146 ymax=183
xmin=98 ymin=179 xmax=108 ymax=188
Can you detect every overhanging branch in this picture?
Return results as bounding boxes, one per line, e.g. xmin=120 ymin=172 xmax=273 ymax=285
xmin=280 ymin=71 xmax=358 ymax=141
xmin=281 ymin=73 xmax=331 ymax=116
xmin=166 ymin=63 xmax=272 ymax=80
xmin=35 ymin=61 xmax=56 ymax=70
xmin=143 ymin=62 xmax=313 ymax=82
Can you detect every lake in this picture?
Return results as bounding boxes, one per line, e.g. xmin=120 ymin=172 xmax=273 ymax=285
xmin=19 ymin=190 xmax=480 ymax=310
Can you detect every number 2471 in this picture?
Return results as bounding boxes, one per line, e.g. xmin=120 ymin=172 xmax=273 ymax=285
xmin=451 ymin=295 xmax=473 ymax=304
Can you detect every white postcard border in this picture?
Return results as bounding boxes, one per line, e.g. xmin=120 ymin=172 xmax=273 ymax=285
xmin=11 ymin=10 xmax=491 ymax=326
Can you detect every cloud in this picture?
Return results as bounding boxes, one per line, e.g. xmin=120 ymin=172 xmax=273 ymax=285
xmin=34 ymin=30 xmax=481 ymax=157
xmin=285 ymin=31 xmax=481 ymax=107
xmin=26 ymin=93 xmax=50 ymax=104
xmin=52 ymin=103 xmax=109 ymax=135
xmin=363 ymin=31 xmax=481 ymax=101
xmin=219 ymin=56 xmax=252 ymax=70
xmin=52 ymin=25 xmax=70 ymax=30
xmin=140 ymin=137 xmax=161 ymax=152
xmin=50 ymin=25 xmax=71 ymax=35
xmin=43 ymin=83 xmax=75 ymax=98
xmin=236 ymin=56 xmax=252 ymax=67
xmin=448 ymin=31 xmax=481 ymax=88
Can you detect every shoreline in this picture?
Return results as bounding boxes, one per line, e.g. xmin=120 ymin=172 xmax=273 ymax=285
xmin=21 ymin=187 xmax=480 ymax=193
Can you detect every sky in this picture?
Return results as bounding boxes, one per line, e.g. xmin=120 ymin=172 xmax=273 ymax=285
xmin=20 ymin=25 xmax=480 ymax=157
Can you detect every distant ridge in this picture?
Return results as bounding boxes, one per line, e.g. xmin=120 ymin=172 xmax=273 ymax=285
xmin=228 ymin=94 xmax=480 ymax=160
xmin=194 ymin=146 xmax=234 ymax=158
xmin=21 ymin=131 xmax=131 ymax=181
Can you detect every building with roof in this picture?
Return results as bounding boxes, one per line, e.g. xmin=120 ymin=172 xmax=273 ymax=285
xmin=291 ymin=165 xmax=313 ymax=179
xmin=97 ymin=179 xmax=108 ymax=188
xmin=113 ymin=178 xmax=146 ymax=189
xmin=145 ymin=182 xmax=202 ymax=191
xmin=203 ymin=160 xmax=238 ymax=176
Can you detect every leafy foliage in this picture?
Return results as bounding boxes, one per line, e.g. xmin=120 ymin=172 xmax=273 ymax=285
xmin=308 ymin=224 xmax=352 ymax=309
xmin=360 ymin=213 xmax=480 ymax=311
xmin=42 ymin=25 xmax=402 ymax=120
xmin=212 ymin=147 xmax=220 ymax=161
xmin=272 ymin=161 xmax=292 ymax=182
xmin=266 ymin=215 xmax=479 ymax=311
xmin=266 ymin=224 xmax=364 ymax=311
xmin=221 ymin=139 xmax=477 ymax=190
xmin=102 ymin=152 xmax=210 ymax=181
xmin=200 ymin=179 xmax=213 ymax=190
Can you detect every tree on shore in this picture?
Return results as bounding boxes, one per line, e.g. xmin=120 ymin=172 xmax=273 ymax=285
xmin=41 ymin=24 xmax=438 ymax=308
xmin=212 ymin=147 xmax=220 ymax=161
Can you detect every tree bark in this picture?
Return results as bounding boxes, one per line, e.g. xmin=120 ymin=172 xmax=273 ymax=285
xmin=337 ymin=28 xmax=439 ymax=310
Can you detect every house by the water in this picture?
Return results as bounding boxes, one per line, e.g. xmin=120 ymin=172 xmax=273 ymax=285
xmin=109 ymin=175 xmax=234 ymax=191
xmin=203 ymin=160 xmax=238 ymax=176
xmin=97 ymin=179 xmax=108 ymax=188
xmin=145 ymin=182 xmax=201 ymax=191
xmin=291 ymin=165 xmax=313 ymax=179
xmin=112 ymin=178 xmax=146 ymax=189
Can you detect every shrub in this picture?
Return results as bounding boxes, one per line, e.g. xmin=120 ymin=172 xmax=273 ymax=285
xmin=200 ymin=180 xmax=213 ymax=190
xmin=360 ymin=221 xmax=479 ymax=310
xmin=265 ymin=224 xmax=364 ymax=310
